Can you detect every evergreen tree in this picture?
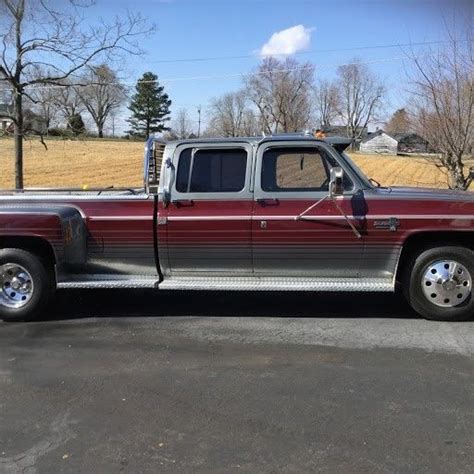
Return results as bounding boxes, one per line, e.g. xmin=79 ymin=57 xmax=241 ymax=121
xmin=127 ymin=72 xmax=172 ymax=138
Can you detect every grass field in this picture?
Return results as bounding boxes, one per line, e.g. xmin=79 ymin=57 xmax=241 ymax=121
xmin=0 ymin=138 xmax=472 ymax=190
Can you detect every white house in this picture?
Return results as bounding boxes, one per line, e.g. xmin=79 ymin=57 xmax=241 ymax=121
xmin=360 ymin=129 xmax=431 ymax=154
xmin=360 ymin=130 xmax=398 ymax=154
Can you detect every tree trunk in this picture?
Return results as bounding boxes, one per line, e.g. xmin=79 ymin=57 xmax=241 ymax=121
xmin=451 ymin=156 xmax=467 ymax=190
xmin=14 ymin=89 xmax=24 ymax=189
xmin=98 ymin=128 xmax=103 ymax=138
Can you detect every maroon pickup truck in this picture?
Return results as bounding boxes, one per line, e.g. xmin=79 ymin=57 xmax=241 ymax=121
xmin=0 ymin=134 xmax=473 ymax=322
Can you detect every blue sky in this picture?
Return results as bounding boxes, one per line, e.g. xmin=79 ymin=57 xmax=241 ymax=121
xmin=80 ymin=0 xmax=469 ymax=132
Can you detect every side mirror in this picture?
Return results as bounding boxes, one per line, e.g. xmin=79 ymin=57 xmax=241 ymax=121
xmin=469 ymin=167 xmax=474 ymax=179
xmin=329 ymin=167 xmax=344 ymax=197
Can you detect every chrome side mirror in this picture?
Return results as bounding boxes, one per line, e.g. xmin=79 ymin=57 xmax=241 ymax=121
xmin=329 ymin=167 xmax=344 ymax=197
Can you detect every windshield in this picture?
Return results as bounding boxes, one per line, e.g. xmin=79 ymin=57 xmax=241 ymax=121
xmin=341 ymin=152 xmax=374 ymax=189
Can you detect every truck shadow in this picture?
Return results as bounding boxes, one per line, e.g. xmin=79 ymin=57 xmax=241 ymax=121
xmin=43 ymin=289 xmax=417 ymax=321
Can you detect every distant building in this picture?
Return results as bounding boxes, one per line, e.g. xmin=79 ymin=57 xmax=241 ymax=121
xmin=0 ymin=104 xmax=47 ymax=135
xmin=360 ymin=130 xmax=398 ymax=154
xmin=360 ymin=130 xmax=430 ymax=154
xmin=0 ymin=103 xmax=14 ymax=133
xmin=392 ymin=133 xmax=430 ymax=154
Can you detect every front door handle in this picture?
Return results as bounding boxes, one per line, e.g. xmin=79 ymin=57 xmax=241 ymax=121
xmin=256 ymin=198 xmax=279 ymax=206
xmin=172 ymin=199 xmax=194 ymax=207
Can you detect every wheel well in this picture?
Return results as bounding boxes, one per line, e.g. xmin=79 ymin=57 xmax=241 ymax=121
xmin=0 ymin=236 xmax=57 ymax=267
xmin=396 ymin=231 xmax=474 ymax=282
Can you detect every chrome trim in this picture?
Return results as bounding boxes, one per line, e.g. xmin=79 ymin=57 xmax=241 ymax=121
xmin=0 ymin=263 xmax=34 ymax=308
xmin=159 ymin=276 xmax=394 ymax=292
xmin=167 ymin=215 xmax=254 ymax=222
xmin=421 ymin=260 xmax=472 ymax=308
xmin=58 ymin=276 xmax=158 ymax=289
xmin=87 ymin=216 xmax=153 ymax=221
xmin=0 ymin=193 xmax=150 ymax=201
xmin=164 ymin=214 xmax=473 ymax=222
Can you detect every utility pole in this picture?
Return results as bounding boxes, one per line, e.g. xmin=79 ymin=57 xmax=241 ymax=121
xmin=197 ymin=105 xmax=202 ymax=138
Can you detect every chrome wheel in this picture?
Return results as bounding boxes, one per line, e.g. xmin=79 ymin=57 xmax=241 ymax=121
xmin=422 ymin=260 xmax=472 ymax=308
xmin=0 ymin=263 xmax=34 ymax=309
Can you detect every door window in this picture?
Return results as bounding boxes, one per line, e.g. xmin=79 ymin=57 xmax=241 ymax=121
xmin=176 ymin=148 xmax=247 ymax=193
xmin=261 ymin=146 xmax=352 ymax=192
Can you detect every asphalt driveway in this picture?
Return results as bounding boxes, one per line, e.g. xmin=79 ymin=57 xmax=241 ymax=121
xmin=0 ymin=290 xmax=473 ymax=473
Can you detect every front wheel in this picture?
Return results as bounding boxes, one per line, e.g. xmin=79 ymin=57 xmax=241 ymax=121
xmin=0 ymin=248 xmax=55 ymax=322
xmin=404 ymin=246 xmax=473 ymax=321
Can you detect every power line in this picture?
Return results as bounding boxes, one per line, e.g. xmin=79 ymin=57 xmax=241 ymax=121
xmin=143 ymin=40 xmax=454 ymax=64
xmin=158 ymin=55 xmax=420 ymax=83
xmin=22 ymin=53 xmax=428 ymax=90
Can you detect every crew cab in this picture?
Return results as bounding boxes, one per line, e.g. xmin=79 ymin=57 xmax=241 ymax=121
xmin=0 ymin=134 xmax=473 ymax=322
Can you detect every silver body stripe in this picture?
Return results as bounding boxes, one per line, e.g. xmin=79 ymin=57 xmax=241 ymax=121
xmin=87 ymin=216 xmax=153 ymax=221
xmin=166 ymin=214 xmax=472 ymax=221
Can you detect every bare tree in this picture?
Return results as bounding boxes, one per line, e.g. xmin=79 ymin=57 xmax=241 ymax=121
xmin=314 ymin=79 xmax=340 ymax=128
xmin=0 ymin=0 xmax=151 ymax=188
xmin=207 ymin=90 xmax=257 ymax=137
xmin=54 ymin=80 xmax=84 ymax=124
xmin=170 ymin=108 xmax=195 ymax=139
xmin=386 ymin=108 xmax=412 ymax=134
xmin=336 ymin=60 xmax=385 ymax=143
xmin=30 ymin=85 xmax=59 ymax=132
xmin=240 ymin=109 xmax=259 ymax=137
xmin=77 ymin=64 xmax=126 ymax=138
xmin=245 ymin=57 xmax=314 ymax=134
xmin=409 ymin=27 xmax=473 ymax=190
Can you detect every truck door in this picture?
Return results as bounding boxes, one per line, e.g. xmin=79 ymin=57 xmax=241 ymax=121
xmin=162 ymin=143 xmax=253 ymax=275
xmin=252 ymin=141 xmax=363 ymax=277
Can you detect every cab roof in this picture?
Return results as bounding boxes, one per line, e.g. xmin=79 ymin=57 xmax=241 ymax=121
xmin=155 ymin=134 xmax=353 ymax=153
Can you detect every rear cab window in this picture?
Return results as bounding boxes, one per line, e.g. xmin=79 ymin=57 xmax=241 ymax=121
xmin=175 ymin=147 xmax=249 ymax=194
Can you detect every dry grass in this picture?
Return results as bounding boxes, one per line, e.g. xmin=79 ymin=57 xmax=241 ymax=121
xmin=352 ymin=153 xmax=473 ymax=191
xmin=351 ymin=153 xmax=447 ymax=188
xmin=0 ymin=138 xmax=145 ymax=189
xmin=0 ymin=138 xmax=472 ymax=190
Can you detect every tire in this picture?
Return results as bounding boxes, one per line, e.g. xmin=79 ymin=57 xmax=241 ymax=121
xmin=403 ymin=246 xmax=473 ymax=321
xmin=0 ymin=248 xmax=55 ymax=322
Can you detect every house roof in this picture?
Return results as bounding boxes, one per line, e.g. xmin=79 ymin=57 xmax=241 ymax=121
xmin=361 ymin=130 xmax=429 ymax=146
xmin=360 ymin=129 xmax=396 ymax=143
xmin=392 ymin=132 xmax=428 ymax=143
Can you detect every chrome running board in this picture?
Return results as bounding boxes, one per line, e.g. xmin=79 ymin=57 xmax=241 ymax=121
xmin=57 ymin=275 xmax=394 ymax=292
xmin=159 ymin=276 xmax=394 ymax=292
xmin=57 ymin=276 xmax=158 ymax=289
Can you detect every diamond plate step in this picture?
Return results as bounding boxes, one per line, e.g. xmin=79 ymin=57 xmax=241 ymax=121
xmin=159 ymin=276 xmax=394 ymax=292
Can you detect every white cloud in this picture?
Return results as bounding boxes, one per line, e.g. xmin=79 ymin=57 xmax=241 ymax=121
xmin=259 ymin=25 xmax=313 ymax=57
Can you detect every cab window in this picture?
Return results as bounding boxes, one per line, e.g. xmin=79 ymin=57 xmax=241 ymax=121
xmin=176 ymin=148 xmax=247 ymax=193
xmin=261 ymin=146 xmax=352 ymax=192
